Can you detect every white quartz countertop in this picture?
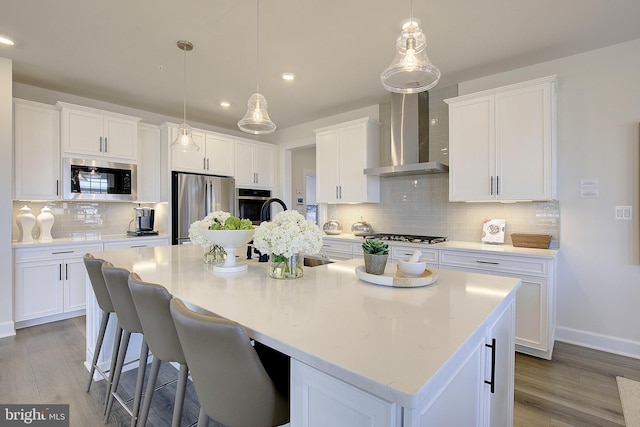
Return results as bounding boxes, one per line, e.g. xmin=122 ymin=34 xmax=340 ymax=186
xmin=323 ymin=233 xmax=558 ymax=258
xmin=93 ymin=244 xmax=520 ymax=407
xmin=12 ymin=233 xmax=169 ymax=248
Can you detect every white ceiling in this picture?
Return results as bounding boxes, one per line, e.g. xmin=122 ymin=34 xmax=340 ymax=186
xmin=1 ymin=0 xmax=640 ymax=132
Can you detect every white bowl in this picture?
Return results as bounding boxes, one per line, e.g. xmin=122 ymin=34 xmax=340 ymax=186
xmin=398 ymin=260 xmax=427 ymax=276
xmin=198 ymin=228 xmax=255 ymax=248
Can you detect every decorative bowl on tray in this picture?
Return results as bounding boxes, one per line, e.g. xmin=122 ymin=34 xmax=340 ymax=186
xmin=198 ymin=227 xmax=255 ymax=273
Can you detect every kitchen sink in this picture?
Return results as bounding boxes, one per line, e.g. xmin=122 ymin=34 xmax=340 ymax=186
xmin=303 ymin=256 xmax=334 ymax=267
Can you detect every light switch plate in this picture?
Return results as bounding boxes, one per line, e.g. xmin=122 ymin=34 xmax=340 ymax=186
xmin=580 ymin=189 xmax=599 ymax=198
xmin=615 ymin=206 xmax=632 ymax=220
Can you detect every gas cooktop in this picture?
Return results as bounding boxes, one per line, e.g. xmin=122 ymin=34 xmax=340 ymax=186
xmin=361 ymin=234 xmax=447 ymax=244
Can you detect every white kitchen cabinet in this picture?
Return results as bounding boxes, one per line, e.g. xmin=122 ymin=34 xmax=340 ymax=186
xmin=234 ymin=140 xmax=274 ymax=188
xmin=320 ymin=239 xmax=354 ymax=260
xmin=170 ymin=126 xmax=235 ymax=177
xmin=291 ymin=360 xmax=398 ymax=427
xmin=391 ymin=245 xmax=438 ymax=269
xmin=57 ymin=102 xmax=140 ymax=161
xmin=439 ymin=249 xmax=556 ymax=359
xmin=315 ymin=117 xmax=380 ymax=203
xmin=446 ymin=76 xmax=556 ymax=202
xmin=103 ymin=237 xmax=168 ymax=250
xmin=137 ymin=123 xmax=165 ymax=202
xmin=405 ymin=300 xmax=514 ymax=427
xmin=14 ymin=243 xmax=103 ymax=328
xmin=13 ymin=99 xmax=60 ymax=200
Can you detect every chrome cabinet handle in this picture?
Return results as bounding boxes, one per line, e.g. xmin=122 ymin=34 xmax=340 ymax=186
xmin=203 ymin=158 xmax=206 ymax=170
xmin=59 ymin=264 xmax=62 ymax=281
xmin=207 ymin=158 xmax=210 ymax=170
xmin=65 ymin=263 xmax=69 ymax=281
xmin=99 ymin=136 xmax=103 ymax=152
xmin=104 ymin=137 xmax=108 ymax=152
xmin=56 ymin=179 xmax=59 ymax=196
xmin=485 ymin=338 xmax=496 ymax=393
xmin=476 ymin=260 xmax=499 ymax=265
xmin=490 ymin=176 xmax=494 ymax=195
xmin=52 ymin=250 xmax=73 ymax=255
xmin=496 ymin=176 xmax=500 ymax=196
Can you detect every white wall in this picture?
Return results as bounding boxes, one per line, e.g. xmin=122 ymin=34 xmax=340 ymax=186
xmin=459 ymin=39 xmax=640 ymax=357
xmin=0 ymin=58 xmax=14 ymax=337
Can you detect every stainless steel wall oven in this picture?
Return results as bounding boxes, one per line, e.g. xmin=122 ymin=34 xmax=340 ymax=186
xmin=236 ymin=188 xmax=271 ymax=224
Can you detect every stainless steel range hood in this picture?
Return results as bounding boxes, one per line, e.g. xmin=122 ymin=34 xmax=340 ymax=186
xmin=364 ymin=91 xmax=449 ymax=177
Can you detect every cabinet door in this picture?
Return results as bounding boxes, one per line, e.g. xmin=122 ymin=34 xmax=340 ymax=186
xmin=13 ymin=100 xmax=60 ymax=200
xmin=234 ymin=141 xmax=256 ymax=186
xmin=316 ymin=130 xmax=341 ymax=203
xmin=171 ymin=128 xmax=206 ymax=173
xmin=61 ymin=107 xmax=104 ymax=156
xmin=486 ymin=301 xmax=515 ymax=427
xmin=14 ymin=260 xmax=63 ymax=321
xmin=496 ymin=84 xmax=553 ymax=200
xmin=137 ymin=124 xmax=163 ymax=202
xmin=291 ymin=360 xmax=397 ymax=427
xmin=339 ymin=124 xmax=368 ymax=201
xmin=254 ymin=145 xmax=274 ymax=188
xmin=205 ymin=134 xmax=235 ymax=177
xmin=102 ymin=115 xmax=138 ymax=160
xmin=64 ymin=258 xmax=87 ymax=312
xmin=448 ymin=96 xmax=495 ymax=202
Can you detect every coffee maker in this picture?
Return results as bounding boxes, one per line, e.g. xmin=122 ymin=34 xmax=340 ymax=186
xmin=127 ymin=207 xmax=158 ymax=236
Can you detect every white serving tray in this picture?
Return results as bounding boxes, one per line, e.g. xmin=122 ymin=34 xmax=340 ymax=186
xmin=355 ymin=264 xmax=438 ymax=288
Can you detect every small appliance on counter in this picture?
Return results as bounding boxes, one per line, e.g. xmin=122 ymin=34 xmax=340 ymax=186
xmin=127 ymin=206 xmax=158 ymax=236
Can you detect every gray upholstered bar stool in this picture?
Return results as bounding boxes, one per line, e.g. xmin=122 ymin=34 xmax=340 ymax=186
xmin=83 ymin=254 xmax=124 ymax=412
xmin=170 ymin=298 xmax=290 ymax=427
xmin=128 ymin=273 xmax=189 ymax=427
xmin=101 ymin=261 xmax=149 ymax=426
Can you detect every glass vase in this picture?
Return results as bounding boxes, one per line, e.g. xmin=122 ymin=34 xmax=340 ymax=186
xmin=204 ymin=245 xmax=226 ymax=264
xmin=269 ymin=253 xmax=304 ymax=279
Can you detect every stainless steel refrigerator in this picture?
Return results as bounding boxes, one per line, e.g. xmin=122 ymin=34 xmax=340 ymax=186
xmin=171 ymin=172 xmax=236 ymax=245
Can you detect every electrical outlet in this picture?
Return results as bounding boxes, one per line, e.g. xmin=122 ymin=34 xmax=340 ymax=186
xmin=615 ymin=206 xmax=632 ymax=220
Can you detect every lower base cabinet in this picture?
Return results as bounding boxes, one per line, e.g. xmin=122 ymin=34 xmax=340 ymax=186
xmin=14 ymin=243 xmax=103 ymax=328
xmin=290 ymin=299 xmax=515 ymax=427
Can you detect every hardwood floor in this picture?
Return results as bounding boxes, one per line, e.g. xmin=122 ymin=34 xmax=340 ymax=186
xmin=1 ymin=317 xmax=639 ymax=426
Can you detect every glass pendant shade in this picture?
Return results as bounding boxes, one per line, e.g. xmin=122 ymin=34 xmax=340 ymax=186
xmin=238 ymin=93 xmax=276 ymax=134
xmin=381 ymin=22 xmax=440 ymax=93
xmin=171 ymin=123 xmax=199 ymax=152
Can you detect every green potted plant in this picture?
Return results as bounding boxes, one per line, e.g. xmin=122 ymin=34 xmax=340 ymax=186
xmin=362 ymin=239 xmax=389 ymax=275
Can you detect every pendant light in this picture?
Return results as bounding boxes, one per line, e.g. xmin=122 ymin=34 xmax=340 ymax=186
xmin=238 ymin=0 xmax=276 ymax=134
xmin=380 ymin=0 xmax=440 ymax=93
xmin=171 ymin=40 xmax=199 ymax=152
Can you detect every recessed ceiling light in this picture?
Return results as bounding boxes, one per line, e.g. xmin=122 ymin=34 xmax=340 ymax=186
xmin=0 ymin=35 xmax=15 ymax=46
xmin=220 ymin=101 xmax=231 ymax=108
xmin=281 ymin=73 xmax=295 ymax=81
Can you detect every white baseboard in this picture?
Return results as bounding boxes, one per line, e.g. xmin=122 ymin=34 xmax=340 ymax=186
xmin=0 ymin=321 xmax=16 ymax=338
xmin=555 ymin=326 xmax=640 ymax=359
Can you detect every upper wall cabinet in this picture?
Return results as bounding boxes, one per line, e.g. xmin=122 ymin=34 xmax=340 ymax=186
xmin=137 ymin=123 xmax=166 ymax=202
xmin=235 ymin=140 xmax=275 ymax=189
xmin=315 ymin=117 xmax=380 ymax=203
xmin=57 ymin=102 xmax=141 ymax=162
xmin=169 ymin=125 xmax=235 ymax=177
xmin=446 ymin=76 xmax=556 ymax=202
xmin=14 ymin=99 xmax=61 ymax=200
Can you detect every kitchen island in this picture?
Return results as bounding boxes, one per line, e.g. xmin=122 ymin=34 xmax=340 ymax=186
xmin=88 ymin=244 xmax=521 ymax=426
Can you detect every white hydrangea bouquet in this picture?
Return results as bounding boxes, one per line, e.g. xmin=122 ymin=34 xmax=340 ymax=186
xmin=253 ymin=210 xmax=323 ymax=279
xmin=189 ymin=211 xmax=254 ymax=263
xmin=189 ymin=211 xmax=231 ymax=248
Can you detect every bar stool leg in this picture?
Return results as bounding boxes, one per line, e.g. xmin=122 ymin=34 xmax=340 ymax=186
xmin=87 ymin=310 xmax=110 ymax=392
xmin=104 ymin=330 xmax=131 ymax=423
xmin=103 ymin=324 xmax=123 ymax=415
xmin=130 ymin=340 xmax=149 ymax=427
xmin=137 ymin=357 xmax=161 ymax=427
xmin=172 ymin=364 xmax=189 ymax=427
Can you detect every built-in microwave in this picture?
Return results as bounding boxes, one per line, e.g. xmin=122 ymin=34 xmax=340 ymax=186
xmin=62 ymin=158 xmax=137 ymax=201
xmin=236 ymin=188 xmax=271 ymax=224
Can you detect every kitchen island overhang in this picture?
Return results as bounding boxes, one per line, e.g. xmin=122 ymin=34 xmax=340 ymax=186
xmin=87 ymin=244 xmax=521 ymax=423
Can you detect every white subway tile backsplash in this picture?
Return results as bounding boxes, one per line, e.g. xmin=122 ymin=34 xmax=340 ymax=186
xmin=327 ymin=174 xmax=560 ymax=248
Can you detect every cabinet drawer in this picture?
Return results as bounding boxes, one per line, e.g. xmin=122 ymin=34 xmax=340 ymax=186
xmin=391 ymin=245 xmax=438 ymax=264
xmin=15 ymin=244 xmax=103 ymax=262
xmin=103 ymin=238 xmax=168 ymax=250
xmin=439 ymin=250 xmax=548 ymax=277
xmin=321 ymin=240 xmax=352 ymax=254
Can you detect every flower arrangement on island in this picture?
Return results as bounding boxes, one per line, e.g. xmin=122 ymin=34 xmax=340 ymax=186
xmin=189 ymin=211 xmax=254 ymax=263
xmin=253 ymin=210 xmax=323 ymax=279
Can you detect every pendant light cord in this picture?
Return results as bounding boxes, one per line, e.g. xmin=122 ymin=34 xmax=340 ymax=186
xmin=256 ymin=0 xmax=260 ymax=94
xmin=182 ymin=45 xmax=187 ymax=123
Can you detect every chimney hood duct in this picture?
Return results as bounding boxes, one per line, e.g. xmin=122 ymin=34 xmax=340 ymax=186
xmin=364 ymin=92 xmax=448 ymax=177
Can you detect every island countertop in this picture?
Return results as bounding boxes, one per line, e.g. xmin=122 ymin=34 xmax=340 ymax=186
xmin=93 ymin=244 xmax=521 ymax=408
